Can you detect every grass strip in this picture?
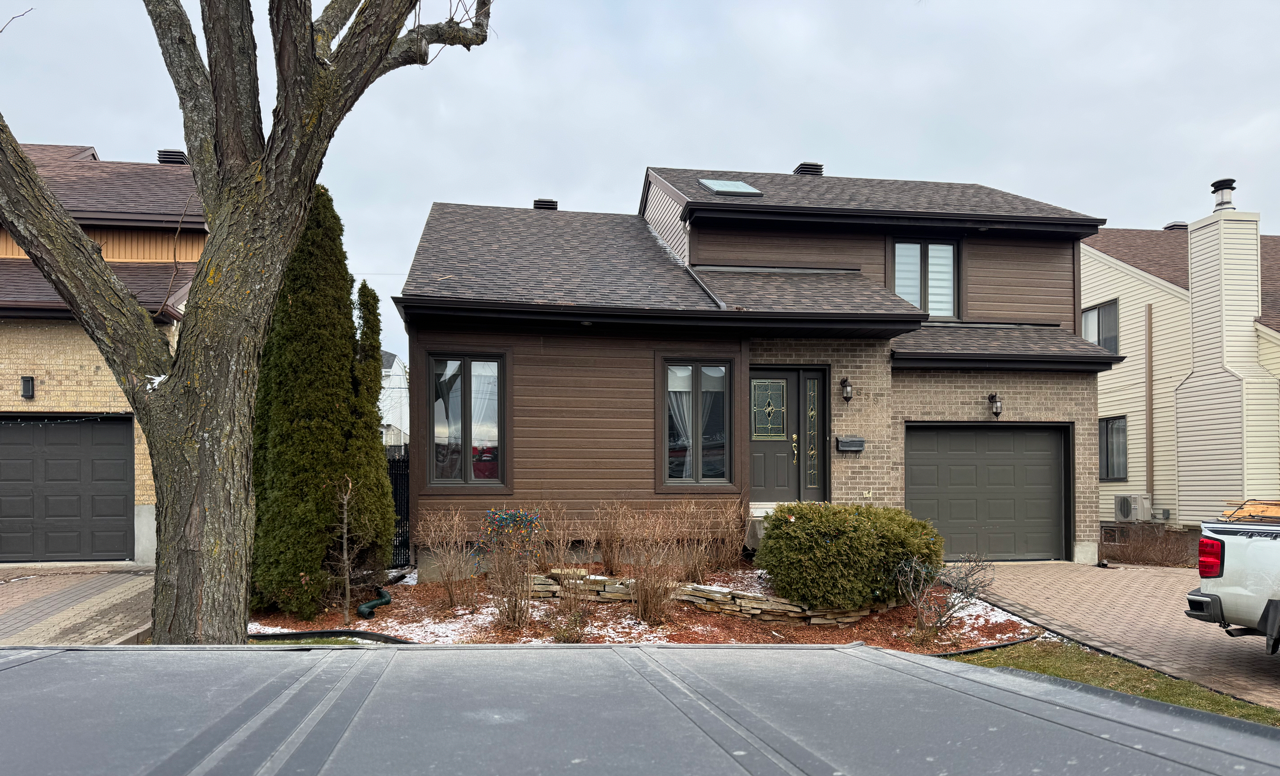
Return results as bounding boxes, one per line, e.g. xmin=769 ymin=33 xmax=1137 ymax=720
xmin=950 ymin=639 xmax=1280 ymax=728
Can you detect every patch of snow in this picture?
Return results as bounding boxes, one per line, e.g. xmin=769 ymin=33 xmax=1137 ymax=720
xmin=585 ymin=575 xmax=609 ymax=581
xmin=248 ymin=623 xmax=296 ymax=635
xmin=398 ymin=570 xmax=418 ymax=586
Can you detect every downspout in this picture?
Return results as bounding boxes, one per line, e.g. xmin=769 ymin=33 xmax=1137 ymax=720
xmin=1152 ymin=304 xmax=1162 ymax=499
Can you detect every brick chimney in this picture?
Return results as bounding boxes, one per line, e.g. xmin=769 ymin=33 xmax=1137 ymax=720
xmin=1175 ymin=179 xmax=1280 ymax=521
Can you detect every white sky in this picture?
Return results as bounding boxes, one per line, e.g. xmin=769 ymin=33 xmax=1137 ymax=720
xmin=3 ymin=1 xmax=1280 ymax=359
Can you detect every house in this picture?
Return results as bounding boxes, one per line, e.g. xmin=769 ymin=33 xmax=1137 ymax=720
xmin=1081 ymin=179 xmax=1280 ymax=529
xmin=0 ymin=144 xmax=203 ymax=564
xmin=396 ymin=164 xmax=1122 ymax=562
xmin=381 ymin=350 xmax=410 ymax=447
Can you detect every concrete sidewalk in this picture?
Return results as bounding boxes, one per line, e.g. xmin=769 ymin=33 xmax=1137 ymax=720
xmin=985 ymin=561 xmax=1280 ymax=709
xmin=0 ymin=565 xmax=153 ymax=645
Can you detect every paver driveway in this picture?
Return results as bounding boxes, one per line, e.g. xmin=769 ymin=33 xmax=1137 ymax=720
xmin=985 ymin=562 xmax=1280 ymax=708
xmin=0 ymin=566 xmax=152 ymax=645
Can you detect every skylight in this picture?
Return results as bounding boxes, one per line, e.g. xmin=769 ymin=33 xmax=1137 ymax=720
xmin=697 ymin=179 xmax=762 ymax=197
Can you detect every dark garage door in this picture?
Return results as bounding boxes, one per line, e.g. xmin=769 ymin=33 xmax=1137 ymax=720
xmin=905 ymin=426 xmax=1065 ymax=560
xmin=0 ymin=418 xmax=134 ymax=561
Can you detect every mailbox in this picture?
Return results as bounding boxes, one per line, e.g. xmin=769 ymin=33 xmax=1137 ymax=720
xmin=835 ymin=436 xmax=865 ymax=453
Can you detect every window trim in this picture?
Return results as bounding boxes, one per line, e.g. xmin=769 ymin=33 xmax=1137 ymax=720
xmin=1083 ymin=299 xmax=1120 ymax=354
xmin=424 ymin=351 xmax=513 ymax=494
xmin=1099 ymin=415 xmax=1128 ymax=482
xmin=889 ymin=238 xmax=960 ymax=320
xmin=654 ymin=351 xmax=744 ymax=495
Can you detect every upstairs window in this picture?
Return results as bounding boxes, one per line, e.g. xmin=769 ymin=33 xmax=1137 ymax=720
xmin=894 ymin=240 xmax=956 ymax=317
xmin=1100 ymin=416 xmax=1128 ymax=481
xmin=666 ymin=362 xmax=730 ymax=482
xmin=430 ymin=356 xmax=504 ymax=485
xmin=1083 ymin=300 xmax=1119 ymax=354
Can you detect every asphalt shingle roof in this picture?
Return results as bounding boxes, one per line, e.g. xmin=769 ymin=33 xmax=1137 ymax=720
xmin=1083 ymin=227 xmax=1280 ymax=332
xmin=694 ymin=269 xmax=924 ymax=316
xmin=891 ymin=325 xmax=1120 ymax=361
xmin=381 ymin=350 xmax=398 ymax=370
xmin=401 ymin=203 xmax=717 ymax=311
xmin=21 ymin=144 xmax=203 ymax=222
xmin=649 ymin=168 xmax=1100 ymax=222
xmin=0 ymin=258 xmax=197 ymax=315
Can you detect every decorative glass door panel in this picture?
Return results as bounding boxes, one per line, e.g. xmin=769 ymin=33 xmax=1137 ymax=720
xmin=749 ymin=369 xmax=826 ymax=505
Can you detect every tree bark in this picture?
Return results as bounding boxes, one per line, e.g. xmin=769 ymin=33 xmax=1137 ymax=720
xmin=0 ymin=1 xmax=491 ymax=644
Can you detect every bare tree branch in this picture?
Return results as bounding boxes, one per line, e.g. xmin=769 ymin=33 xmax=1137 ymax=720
xmin=198 ymin=0 xmax=266 ymax=178
xmin=372 ymin=0 xmax=491 ymax=80
xmin=269 ymin=0 xmax=320 ymax=141
xmin=0 ymin=115 xmax=172 ymax=400
xmin=0 ymin=7 xmax=33 ymax=34
xmin=314 ymin=0 xmax=361 ymax=58
xmin=142 ymin=0 xmax=221 ymax=212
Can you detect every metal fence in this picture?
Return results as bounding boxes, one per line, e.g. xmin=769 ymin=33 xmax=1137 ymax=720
xmin=387 ymin=446 xmax=411 ymax=567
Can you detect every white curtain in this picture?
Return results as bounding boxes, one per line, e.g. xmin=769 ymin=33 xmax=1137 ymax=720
xmin=667 ymin=366 xmax=693 ymax=478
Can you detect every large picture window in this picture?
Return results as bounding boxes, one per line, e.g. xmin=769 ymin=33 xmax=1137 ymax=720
xmin=1099 ymin=416 xmax=1127 ymax=482
xmin=430 ymin=355 xmax=504 ymax=485
xmin=1083 ymin=300 xmax=1119 ymax=354
xmin=894 ymin=240 xmax=957 ymax=317
xmin=666 ymin=362 xmax=729 ymax=482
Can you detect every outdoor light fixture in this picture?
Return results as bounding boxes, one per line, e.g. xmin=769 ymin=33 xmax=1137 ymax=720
xmin=20 ymin=376 xmax=34 ymax=400
xmin=988 ymin=393 xmax=1003 ymax=420
xmin=840 ymin=377 xmax=853 ymax=403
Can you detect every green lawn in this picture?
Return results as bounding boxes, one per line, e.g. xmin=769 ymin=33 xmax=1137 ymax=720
xmin=951 ymin=639 xmax=1280 ymax=728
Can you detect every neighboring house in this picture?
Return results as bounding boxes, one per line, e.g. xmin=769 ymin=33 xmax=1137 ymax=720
xmin=0 ymin=144 xmax=202 ymax=564
xmin=1082 ymin=179 xmax=1280 ymax=529
xmin=381 ymin=350 xmax=410 ymax=446
xmin=396 ymin=164 xmax=1121 ymax=562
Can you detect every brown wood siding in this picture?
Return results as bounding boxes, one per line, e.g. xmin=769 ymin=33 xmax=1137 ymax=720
xmin=693 ymin=228 xmax=886 ymax=284
xmin=963 ymin=238 xmax=1078 ymax=332
xmin=409 ymin=330 xmax=746 ymax=533
xmin=0 ymin=227 xmax=205 ymax=262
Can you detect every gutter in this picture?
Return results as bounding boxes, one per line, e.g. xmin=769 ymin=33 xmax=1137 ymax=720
xmin=680 ymin=201 xmax=1106 ymax=229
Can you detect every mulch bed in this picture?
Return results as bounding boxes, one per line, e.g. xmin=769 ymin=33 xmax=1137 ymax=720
xmin=251 ymin=565 xmax=1039 ymax=654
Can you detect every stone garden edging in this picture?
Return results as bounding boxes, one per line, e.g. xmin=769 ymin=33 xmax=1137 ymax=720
xmin=531 ymin=570 xmax=900 ymax=627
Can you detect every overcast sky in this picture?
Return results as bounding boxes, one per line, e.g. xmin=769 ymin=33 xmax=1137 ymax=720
xmin=3 ymin=1 xmax=1280 ymax=358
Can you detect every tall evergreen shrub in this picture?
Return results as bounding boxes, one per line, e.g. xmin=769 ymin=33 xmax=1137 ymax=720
xmin=252 ymin=187 xmax=395 ymax=618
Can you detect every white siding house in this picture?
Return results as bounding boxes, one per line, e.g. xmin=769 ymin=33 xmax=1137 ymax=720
xmin=381 ymin=350 xmax=410 ymax=447
xmin=1082 ymin=181 xmax=1280 ymax=527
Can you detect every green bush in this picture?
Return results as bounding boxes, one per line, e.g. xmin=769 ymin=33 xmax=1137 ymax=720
xmin=753 ymin=502 xmax=943 ymax=610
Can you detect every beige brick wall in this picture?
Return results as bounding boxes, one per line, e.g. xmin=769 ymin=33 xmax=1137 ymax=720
xmin=0 ymin=318 xmax=158 ymax=505
xmin=750 ymin=338 xmax=1100 ymax=554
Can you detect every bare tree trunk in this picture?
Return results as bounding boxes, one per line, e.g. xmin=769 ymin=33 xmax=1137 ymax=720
xmin=338 ymin=477 xmax=354 ymax=628
xmin=0 ymin=1 xmax=492 ymax=644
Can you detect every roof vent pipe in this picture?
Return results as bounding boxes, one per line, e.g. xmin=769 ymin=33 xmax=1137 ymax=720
xmin=1163 ymin=221 xmax=1188 ymax=231
xmin=1212 ymin=178 xmax=1236 ymax=212
xmin=533 ymin=198 xmax=558 ymax=210
xmin=792 ymin=162 xmax=823 ymax=176
xmin=157 ymin=149 xmax=189 ymax=165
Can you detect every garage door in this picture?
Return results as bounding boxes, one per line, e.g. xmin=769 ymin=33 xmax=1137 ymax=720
xmin=0 ymin=418 xmax=134 ymax=561
xmin=905 ymin=426 xmax=1065 ymax=560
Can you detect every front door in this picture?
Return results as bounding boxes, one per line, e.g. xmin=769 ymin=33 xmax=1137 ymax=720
xmin=749 ymin=369 xmax=826 ymax=504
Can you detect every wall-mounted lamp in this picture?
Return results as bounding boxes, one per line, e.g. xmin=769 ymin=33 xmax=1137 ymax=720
xmin=840 ymin=377 xmax=853 ymax=404
xmin=20 ymin=376 xmax=34 ymax=400
xmin=988 ymin=393 xmax=1002 ymax=420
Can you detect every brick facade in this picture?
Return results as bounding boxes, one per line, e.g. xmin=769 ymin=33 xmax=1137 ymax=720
xmin=751 ymin=338 xmax=1100 ymax=561
xmin=0 ymin=319 xmax=159 ymax=505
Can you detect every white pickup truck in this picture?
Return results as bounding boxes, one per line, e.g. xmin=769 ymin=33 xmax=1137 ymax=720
xmin=1185 ymin=508 xmax=1280 ymax=655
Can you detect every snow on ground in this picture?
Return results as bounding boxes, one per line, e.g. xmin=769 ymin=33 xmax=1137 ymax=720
xmin=247 ymin=624 xmax=296 ymax=635
xmin=947 ymin=597 xmax=1039 ymax=643
xmin=707 ymin=568 xmax=771 ymax=597
xmin=398 ymin=570 xmax=418 ymax=586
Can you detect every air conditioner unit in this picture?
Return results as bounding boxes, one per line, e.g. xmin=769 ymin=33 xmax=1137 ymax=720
xmin=1114 ymin=494 xmax=1152 ymax=523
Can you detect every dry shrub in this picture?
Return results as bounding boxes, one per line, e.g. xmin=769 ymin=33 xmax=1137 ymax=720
xmin=625 ymin=506 xmax=685 ymax=624
xmin=896 ymin=554 xmax=993 ymax=643
xmin=478 ymin=508 xmax=544 ymax=629
xmin=412 ymin=505 xmax=476 ymax=608
xmin=1102 ymin=523 xmax=1197 ymax=568
xmin=593 ymin=501 xmax=632 ymax=576
xmin=707 ymin=499 xmax=748 ymax=572
xmin=541 ymin=502 xmax=593 ymax=622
